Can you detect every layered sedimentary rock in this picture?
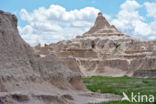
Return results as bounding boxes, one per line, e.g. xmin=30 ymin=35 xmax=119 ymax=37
xmin=0 ymin=10 xmax=121 ymax=104
xmin=34 ymin=12 xmax=156 ymax=77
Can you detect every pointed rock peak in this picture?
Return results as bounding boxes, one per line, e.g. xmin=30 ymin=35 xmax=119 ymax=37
xmin=98 ymin=12 xmax=102 ymax=16
xmin=84 ymin=12 xmax=111 ymax=34
xmin=83 ymin=12 xmax=122 ymax=35
xmin=95 ymin=12 xmax=110 ymax=28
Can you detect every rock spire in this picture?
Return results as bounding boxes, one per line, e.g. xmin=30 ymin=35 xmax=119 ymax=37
xmin=84 ymin=12 xmax=122 ymax=36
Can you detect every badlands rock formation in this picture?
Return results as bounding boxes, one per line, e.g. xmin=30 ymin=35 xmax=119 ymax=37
xmin=0 ymin=10 xmax=120 ymax=104
xmin=35 ymin=12 xmax=156 ymax=77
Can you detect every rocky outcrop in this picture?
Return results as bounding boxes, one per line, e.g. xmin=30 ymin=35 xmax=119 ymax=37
xmin=0 ymin=10 xmax=121 ymax=104
xmin=34 ymin=12 xmax=156 ymax=77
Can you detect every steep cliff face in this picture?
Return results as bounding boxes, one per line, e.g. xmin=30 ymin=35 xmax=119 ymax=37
xmin=0 ymin=10 xmax=35 ymax=79
xmin=0 ymin=10 xmax=82 ymax=89
xmin=34 ymin=12 xmax=156 ymax=77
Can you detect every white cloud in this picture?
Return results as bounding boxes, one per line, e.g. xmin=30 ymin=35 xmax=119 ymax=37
xmin=133 ymin=21 xmax=151 ymax=36
xmin=120 ymin=0 xmax=141 ymax=11
xmin=148 ymin=36 xmax=156 ymax=40
xmin=111 ymin=0 xmax=154 ymax=37
xmin=144 ymin=2 xmax=156 ymax=19
xmin=19 ymin=5 xmax=102 ymax=46
xmin=150 ymin=21 xmax=156 ymax=34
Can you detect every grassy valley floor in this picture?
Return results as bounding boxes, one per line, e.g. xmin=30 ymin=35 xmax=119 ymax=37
xmin=82 ymin=76 xmax=156 ymax=104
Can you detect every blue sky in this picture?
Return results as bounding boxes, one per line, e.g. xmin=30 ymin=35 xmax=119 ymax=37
xmin=1 ymin=0 xmax=156 ymax=45
xmin=1 ymin=0 xmax=126 ymax=26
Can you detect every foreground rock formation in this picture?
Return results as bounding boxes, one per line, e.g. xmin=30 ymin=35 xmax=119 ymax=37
xmin=0 ymin=11 xmax=120 ymax=104
xmin=35 ymin=12 xmax=156 ymax=77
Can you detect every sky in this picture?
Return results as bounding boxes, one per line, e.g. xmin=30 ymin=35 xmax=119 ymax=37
xmin=1 ymin=0 xmax=156 ymax=46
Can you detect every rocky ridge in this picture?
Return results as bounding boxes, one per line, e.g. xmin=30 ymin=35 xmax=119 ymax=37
xmin=35 ymin=12 xmax=156 ymax=77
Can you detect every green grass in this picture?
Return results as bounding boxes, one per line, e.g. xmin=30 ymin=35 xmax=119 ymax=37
xmin=82 ymin=76 xmax=156 ymax=104
xmin=114 ymin=44 xmax=121 ymax=52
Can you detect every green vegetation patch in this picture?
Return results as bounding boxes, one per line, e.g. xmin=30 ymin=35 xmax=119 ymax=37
xmin=114 ymin=43 xmax=121 ymax=52
xmin=82 ymin=76 xmax=156 ymax=104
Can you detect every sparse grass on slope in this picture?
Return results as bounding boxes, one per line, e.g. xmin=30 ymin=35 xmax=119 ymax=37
xmin=82 ymin=76 xmax=156 ymax=104
xmin=114 ymin=43 xmax=121 ymax=52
